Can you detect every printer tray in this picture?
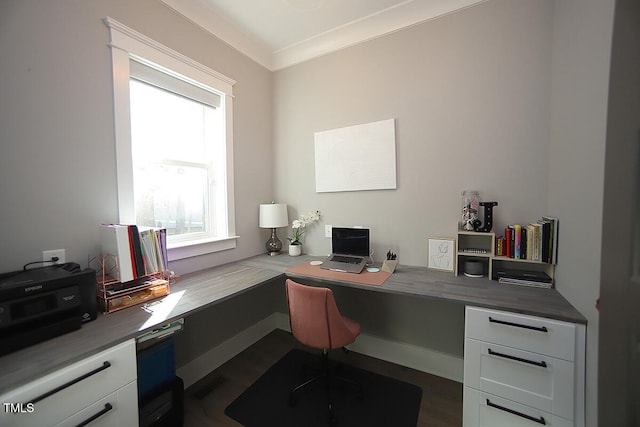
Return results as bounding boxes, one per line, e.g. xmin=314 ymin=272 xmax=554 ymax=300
xmin=0 ymin=310 xmax=81 ymax=356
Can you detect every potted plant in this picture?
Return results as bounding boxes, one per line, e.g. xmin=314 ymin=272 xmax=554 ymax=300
xmin=288 ymin=210 xmax=321 ymax=256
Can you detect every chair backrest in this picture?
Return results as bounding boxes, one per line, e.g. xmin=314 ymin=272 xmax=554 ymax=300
xmin=285 ymin=279 xmax=357 ymax=350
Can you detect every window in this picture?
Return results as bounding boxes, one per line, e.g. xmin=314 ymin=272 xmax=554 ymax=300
xmin=105 ymin=18 xmax=237 ymax=260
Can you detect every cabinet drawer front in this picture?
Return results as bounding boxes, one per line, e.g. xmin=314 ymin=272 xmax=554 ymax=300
xmin=464 ymin=387 xmax=573 ymax=427
xmin=54 ymin=381 xmax=139 ymax=427
xmin=465 ymin=307 xmax=576 ymax=361
xmin=0 ymin=339 xmax=136 ymax=427
xmin=464 ymin=338 xmax=575 ymax=419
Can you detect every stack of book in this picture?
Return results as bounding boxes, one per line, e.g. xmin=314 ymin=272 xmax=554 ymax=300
xmin=495 ymin=269 xmax=553 ymax=289
xmin=100 ymin=224 xmax=167 ymax=283
xmin=498 ymin=216 xmax=558 ymax=264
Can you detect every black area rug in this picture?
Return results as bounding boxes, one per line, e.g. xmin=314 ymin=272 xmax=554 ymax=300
xmin=225 ymin=349 xmax=422 ymax=427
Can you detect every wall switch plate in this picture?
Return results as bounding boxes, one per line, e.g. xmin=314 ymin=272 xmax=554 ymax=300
xmin=325 ymin=225 xmax=332 ymax=238
xmin=43 ymin=249 xmax=65 ymax=264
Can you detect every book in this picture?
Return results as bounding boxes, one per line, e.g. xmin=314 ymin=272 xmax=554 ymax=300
xmin=538 ymin=219 xmax=551 ymax=263
xmin=495 ymin=269 xmax=552 ymax=283
xmin=128 ymin=225 xmax=145 ymax=279
xmin=514 ymin=224 xmax=521 ymax=259
xmin=542 ymin=216 xmax=559 ymax=265
xmin=139 ymin=228 xmax=158 ymax=274
xmin=139 ymin=226 xmax=168 ymax=275
xmin=496 ymin=237 xmax=505 ymax=256
xmin=529 ymin=223 xmax=542 ymax=261
xmin=100 ymin=224 xmax=135 ymax=282
xmin=498 ymin=277 xmax=553 ymax=289
xmin=526 ymin=225 xmax=534 ymax=261
xmin=495 ymin=268 xmax=553 ymax=288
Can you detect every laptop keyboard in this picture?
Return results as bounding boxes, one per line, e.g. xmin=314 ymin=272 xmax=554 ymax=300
xmin=332 ymin=255 xmax=363 ymax=264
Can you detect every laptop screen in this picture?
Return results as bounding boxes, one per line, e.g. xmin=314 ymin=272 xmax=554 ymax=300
xmin=332 ymin=227 xmax=370 ymax=257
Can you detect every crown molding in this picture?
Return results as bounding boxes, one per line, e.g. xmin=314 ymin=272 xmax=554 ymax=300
xmin=161 ymin=0 xmax=487 ymax=71
xmin=160 ymin=0 xmax=274 ymax=69
xmin=272 ymin=0 xmax=487 ymax=70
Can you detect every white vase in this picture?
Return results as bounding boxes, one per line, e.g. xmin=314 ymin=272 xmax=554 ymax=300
xmin=289 ymin=244 xmax=302 ymax=256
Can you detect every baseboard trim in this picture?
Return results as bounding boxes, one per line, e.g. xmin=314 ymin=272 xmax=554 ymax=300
xmin=348 ymin=332 xmax=463 ymax=383
xmin=178 ymin=312 xmax=463 ymax=388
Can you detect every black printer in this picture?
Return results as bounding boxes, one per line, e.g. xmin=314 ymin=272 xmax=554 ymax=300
xmin=0 ymin=265 xmax=97 ymax=357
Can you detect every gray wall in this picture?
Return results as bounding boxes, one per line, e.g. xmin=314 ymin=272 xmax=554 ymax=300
xmin=0 ymin=0 xmax=273 ymax=275
xmin=273 ymin=0 xmax=553 ymax=264
xmin=0 ymin=0 xmax=615 ymax=424
xmin=597 ymin=0 xmax=640 ymax=423
xmin=273 ymin=0 xmax=613 ymax=425
xmin=549 ymin=0 xmax=614 ymax=425
xmin=175 ymin=278 xmax=283 ymax=368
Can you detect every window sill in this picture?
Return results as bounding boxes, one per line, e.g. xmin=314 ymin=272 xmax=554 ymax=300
xmin=167 ymin=236 xmax=239 ymax=261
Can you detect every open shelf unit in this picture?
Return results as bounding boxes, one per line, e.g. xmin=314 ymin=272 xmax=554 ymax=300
xmin=456 ymin=231 xmax=495 ymax=277
xmin=456 ymin=231 xmax=555 ymax=282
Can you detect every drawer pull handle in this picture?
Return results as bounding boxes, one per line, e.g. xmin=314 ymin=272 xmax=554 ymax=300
xmin=29 ymin=361 xmax=112 ymax=404
xmin=486 ymin=398 xmax=546 ymax=425
xmin=488 ymin=348 xmax=547 ymax=368
xmin=75 ymin=402 xmax=113 ymax=427
xmin=488 ymin=316 xmax=548 ymax=332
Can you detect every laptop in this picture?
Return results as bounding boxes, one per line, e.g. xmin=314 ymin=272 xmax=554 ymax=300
xmin=321 ymin=227 xmax=370 ymax=273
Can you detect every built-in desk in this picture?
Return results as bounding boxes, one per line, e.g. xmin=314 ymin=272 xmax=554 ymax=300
xmin=0 ymin=254 xmax=586 ymax=425
xmin=0 ymin=262 xmax=282 ymax=395
xmin=239 ymin=255 xmax=586 ymax=325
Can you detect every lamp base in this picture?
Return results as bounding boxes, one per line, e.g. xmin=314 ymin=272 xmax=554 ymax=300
xmin=265 ymin=228 xmax=283 ymax=256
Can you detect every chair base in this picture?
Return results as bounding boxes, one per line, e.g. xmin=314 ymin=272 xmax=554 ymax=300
xmin=288 ymin=349 xmax=363 ymax=426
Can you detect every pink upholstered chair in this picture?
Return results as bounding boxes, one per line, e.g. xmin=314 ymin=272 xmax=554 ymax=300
xmin=285 ymin=279 xmax=362 ymax=425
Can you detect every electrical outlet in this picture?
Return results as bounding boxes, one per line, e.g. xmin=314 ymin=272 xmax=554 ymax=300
xmin=325 ymin=225 xmax=332 ymax=238
xmin=43 ymin=249 xmax=65 ymax=264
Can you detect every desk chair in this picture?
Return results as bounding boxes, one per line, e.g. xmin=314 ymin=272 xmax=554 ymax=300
xmin=285 ymin=278 xmax=362 ymax=425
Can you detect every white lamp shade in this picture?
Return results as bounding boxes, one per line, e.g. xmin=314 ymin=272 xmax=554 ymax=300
xmin=259 ymin=203 xmax=289 ymax=228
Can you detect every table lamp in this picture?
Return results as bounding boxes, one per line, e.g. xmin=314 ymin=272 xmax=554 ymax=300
xmin=259 ymin=202 xmax=289 ymax=256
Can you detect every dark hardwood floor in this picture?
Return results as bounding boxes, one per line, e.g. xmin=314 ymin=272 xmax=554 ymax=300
xmin=183 ymin=329 xmax=462 ymax=427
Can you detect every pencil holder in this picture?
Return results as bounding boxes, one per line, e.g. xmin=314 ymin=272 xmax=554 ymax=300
xmin=382 ymin=259 xmax=398 ymax=273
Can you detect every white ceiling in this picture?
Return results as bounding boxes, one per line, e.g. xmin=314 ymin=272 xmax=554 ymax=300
xmin=161 ymin=0 xmax=486 ymax=70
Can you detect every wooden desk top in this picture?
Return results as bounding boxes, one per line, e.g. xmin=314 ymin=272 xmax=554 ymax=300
xmin=238 ymin=255 xmax=587 ymax=325
xmin=0 ymin=254 xmax=585 ymax=394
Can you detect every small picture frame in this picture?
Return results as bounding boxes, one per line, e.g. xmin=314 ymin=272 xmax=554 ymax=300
xmin=427 ymin=237 xmax=456 ymax=272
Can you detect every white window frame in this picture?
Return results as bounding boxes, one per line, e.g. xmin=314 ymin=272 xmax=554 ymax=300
xmin=104 ymin=17 xmax=237 ymax=260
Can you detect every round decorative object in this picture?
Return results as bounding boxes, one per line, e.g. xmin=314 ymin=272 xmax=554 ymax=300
xmin=464 ymin=260 xmax=484 ymax=277
xmin=463 ymin=260 xmax=484 ymax=277
xmin=289 ymin=244 xmax=302 ymax=256
xmin=367 ymin=267 xmax=380 ymax=273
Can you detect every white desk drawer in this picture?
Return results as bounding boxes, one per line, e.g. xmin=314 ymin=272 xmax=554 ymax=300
xmin=464 ymin=387 xmax=573 ymax=427
xmin=0 ymin=339 xmax=136 ymax=427
xmin=54 ymin=381 xmax=138 ymax=427
xmin=465 ymin=307 xmax=576 ymax=361
xmin=464 ymin=338 xmax=574 ymax=419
